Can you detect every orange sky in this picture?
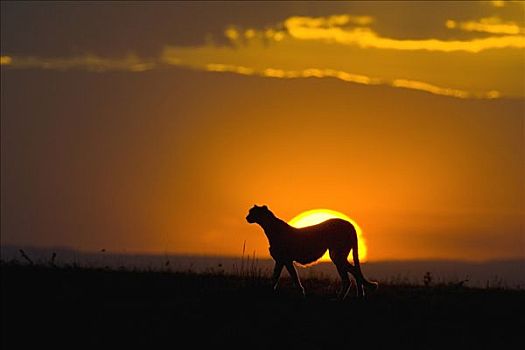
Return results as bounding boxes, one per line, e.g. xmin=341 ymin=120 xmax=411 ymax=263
xmin=1 ymin=1 xmax=524 ymax=261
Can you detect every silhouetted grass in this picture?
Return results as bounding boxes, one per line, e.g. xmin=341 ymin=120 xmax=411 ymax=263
xmin=2 ymin=260 xmax=524 ymax=349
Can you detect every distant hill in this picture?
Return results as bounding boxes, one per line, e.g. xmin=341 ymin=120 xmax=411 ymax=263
xmin=1 ymin=245 xmax=524 ymax=288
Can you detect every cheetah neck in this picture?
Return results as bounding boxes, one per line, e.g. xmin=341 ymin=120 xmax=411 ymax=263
xmin=259 ymin=216 xmax=289 ymax=244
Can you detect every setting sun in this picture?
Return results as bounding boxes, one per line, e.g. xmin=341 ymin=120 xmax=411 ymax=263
xmin=288 ymin=209 xmax=367 ymax=262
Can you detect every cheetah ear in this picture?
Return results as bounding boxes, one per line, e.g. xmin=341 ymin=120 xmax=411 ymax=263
xmin=263 ymin=205 xmax=268 ymax=209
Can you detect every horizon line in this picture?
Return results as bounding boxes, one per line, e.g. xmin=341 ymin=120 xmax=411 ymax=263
xmin=1 ymin=244 xmax=523 ymax=264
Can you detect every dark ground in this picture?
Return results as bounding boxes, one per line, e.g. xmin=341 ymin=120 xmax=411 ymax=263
xmin=2 ymin=262 xmax=524 ymax=349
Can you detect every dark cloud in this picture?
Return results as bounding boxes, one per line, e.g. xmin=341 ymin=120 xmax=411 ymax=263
xmin=3 ymin=1 xmax=523 ymax=56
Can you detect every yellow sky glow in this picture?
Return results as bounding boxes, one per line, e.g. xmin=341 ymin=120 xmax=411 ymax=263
xmin=1 ymin=3 xmax=523 ymax=261
xmin=446 ymin=17 xmax=524 ymax=35
xmin=285 ymin=16 xmax=525 ymax=52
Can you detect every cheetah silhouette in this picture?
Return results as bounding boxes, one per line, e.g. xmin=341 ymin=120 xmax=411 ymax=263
xmin=246 ymin=205 xmax=378 ymax=299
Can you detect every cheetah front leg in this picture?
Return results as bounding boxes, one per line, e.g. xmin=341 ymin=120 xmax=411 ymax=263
xmin=272 ymin=261 xmax=284 ymax=291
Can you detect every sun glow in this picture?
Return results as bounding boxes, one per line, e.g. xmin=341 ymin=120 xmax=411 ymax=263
xmin=288 ymin=209 xmax=368 ymax=262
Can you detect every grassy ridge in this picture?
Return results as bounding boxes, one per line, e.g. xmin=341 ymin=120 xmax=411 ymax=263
xmin=2 ymin=262 xmax=524 ymax=349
